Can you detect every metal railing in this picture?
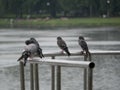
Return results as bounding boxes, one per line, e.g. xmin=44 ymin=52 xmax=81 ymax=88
xmin=19 ymin=51 xmax=120 ymax=90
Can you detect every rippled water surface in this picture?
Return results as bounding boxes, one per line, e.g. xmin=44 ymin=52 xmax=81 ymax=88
xmin=0 ymin=27 xmax=120 ymax=90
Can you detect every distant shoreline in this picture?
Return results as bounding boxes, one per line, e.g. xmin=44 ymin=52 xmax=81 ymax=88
xmin=0 ymin=17 xmax=120 ymax=29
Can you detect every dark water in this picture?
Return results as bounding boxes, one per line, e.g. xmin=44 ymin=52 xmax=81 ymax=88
xmin=0 ymin=27 xmax=120 ymax=90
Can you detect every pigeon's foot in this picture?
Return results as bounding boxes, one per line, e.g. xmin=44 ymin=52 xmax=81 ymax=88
xmin=80 ymin=51 xmax=84 ymax=54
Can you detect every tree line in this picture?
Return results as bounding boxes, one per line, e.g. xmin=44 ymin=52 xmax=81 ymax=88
xmin=0 ymin=0 xmax=120 ymax=18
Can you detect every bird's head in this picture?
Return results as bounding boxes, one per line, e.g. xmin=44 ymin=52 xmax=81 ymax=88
xmin=79 ymin=36 xmax=84 ymax=40
xmin=30 ymin=37 xmax=36 ymax=41
xmin=57 ymin=36 xmax=62 ymax=40
xmin=25 ymin=40 xmax=32 ymax=45
xmin=30 ymin=37 xmax=38 ymax=43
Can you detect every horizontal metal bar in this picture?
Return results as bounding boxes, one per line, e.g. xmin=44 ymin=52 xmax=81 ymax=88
xmin=44 ymin=51 xmax=120 ymax=57
xmin=90 ymin=50 xmax=120 ymax=55
xmin=44 ymin=52 xmax=82 ymax=57
xmin=28 ymin=59 xmax=95 ymax=69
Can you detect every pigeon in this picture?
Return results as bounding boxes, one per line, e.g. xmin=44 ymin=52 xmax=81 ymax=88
xmin=25 ymin=37 xmax=44 ymax=58
xmin=17 ymin=43 xmax=38 ymax=66
xmin=57 ymin=36 xmax=71 ymax=56
xmin=78 ymin=36 xmax=91 ymax=58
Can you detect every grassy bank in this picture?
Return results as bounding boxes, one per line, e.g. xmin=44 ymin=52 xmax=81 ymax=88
xmin=0 ymin=17 xmax=120 ymax=28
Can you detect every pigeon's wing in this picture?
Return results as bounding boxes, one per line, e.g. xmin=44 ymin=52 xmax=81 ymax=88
xmin=79 ymin=40 xmax=88 ymax=52
xmin=17 ymin=50 xmax=31 ymax=66
xmin=64 ymin=47 xmax=71 ymax=56
xmin=37 ymin=48 xmax=44 ymax=58
xmin=57 ymin=39 xmax=71 ymax=56
xmin=57 ymin=39 xmax=67 ymax=50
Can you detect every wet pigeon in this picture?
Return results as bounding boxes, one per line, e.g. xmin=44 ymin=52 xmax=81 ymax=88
xmin=17 ymin=43 xmax=38 ymax=66
xmin=25 ymin=37 xmax=44 ymax=58
xmin=78 ymin=36 xmax=91 ymax=57
xmin=57 ymin=36 xmax=71 ymax=56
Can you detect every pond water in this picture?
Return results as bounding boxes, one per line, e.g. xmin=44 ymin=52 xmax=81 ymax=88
xmin=0 ymin=27 xmax=120 ymax=90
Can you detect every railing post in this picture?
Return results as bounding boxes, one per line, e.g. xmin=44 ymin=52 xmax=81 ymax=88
xmin=19 ymin=51 xmax=95 ymax=90
xmin=88 ymin=53 xmax=91 ymax=61
xmin=87 ymin=68 xmax=93 ymax=90
xmin=20 ymin=62 xmax=25 ymax=90
xmin=34 ymin=64 xmax=39 ymax=90
xmin=51 ymin=56 xmax=55 ymax=90
xmin=84 ymin=55 xmax=87 ymax=90
xmin=84 ymin=52 xmax=92 ymax=90
xmin=56 ymin=65 xmax=61 ymax=90
xmin=30 ymin=64 xmax=34 ymax=90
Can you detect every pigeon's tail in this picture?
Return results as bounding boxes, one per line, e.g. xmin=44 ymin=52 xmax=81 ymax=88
xmin=17 ymin=55 xmax=24 ymax=61
xmin=64 ymin=47 xmax=71 ymax=56
xmin=86 ymin=51 xmax=91 ymax=61
xmin=17 ymin=51 xmax=26 ymax=61
xmin=23 ymin=53 xmax=29 ymax=66
xmin=37 ymin=48 xmax=44 ymax=58
xmin=17 ymin=51 xmax=31 ymax=66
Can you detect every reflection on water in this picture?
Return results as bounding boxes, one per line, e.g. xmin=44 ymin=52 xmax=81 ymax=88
xmin=0 ymin=27 xmax=120 ymax=90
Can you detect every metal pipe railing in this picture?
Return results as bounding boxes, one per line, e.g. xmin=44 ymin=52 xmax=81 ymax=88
xmin=28 ymin=59 xmax=95 ymax=68
xmin=44 ymin=51 xmax=120 ymax=57
xmin=19 ymin=59 xmax=95 ymax=90
xmin=19 ymin=51 xmax=120 ymax=90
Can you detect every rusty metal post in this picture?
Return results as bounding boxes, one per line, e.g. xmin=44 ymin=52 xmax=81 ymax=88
xmin=56 ymin=65 xmax=61 ymax=90
xmin=20 ymin=62 xmax=25 ymax=90
xmin=51 ymin=56 xmax=55 ymax=90
xmin=30 ymin=64 xmax=34 ymax=90
xmin=34 ymin=64 xmax=39 ymax=90
xmin=87 ymin=68 xmax=93 ymax=90
xmin=84 ymin=55 xmax=87 ymax=90
xmin=88 ymin=52 xmax=92 ymax=90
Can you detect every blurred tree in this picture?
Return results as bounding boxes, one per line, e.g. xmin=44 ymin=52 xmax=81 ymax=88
xmin=23 ymin=0 xmax=35 ymax=15
xmin=49 ymin=0 xmax=56 ymax=17
xmin=111 ymin=0 xmax=120 ymax=16
xmin=0 ymin=0 xmax=120 ymax=18
xmin=0 ymin=0 xmax=5 ymax=16
xmin=4 ymin=0 xmax=24 ymax=18
xmin=58 ymin=0 xmax=90 ymax=17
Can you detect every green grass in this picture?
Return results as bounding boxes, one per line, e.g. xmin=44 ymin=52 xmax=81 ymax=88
xmin=0 ymin=19 xmax=10 ymax=25
xmin=0 ymin=17 xmax=120 ymax=28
